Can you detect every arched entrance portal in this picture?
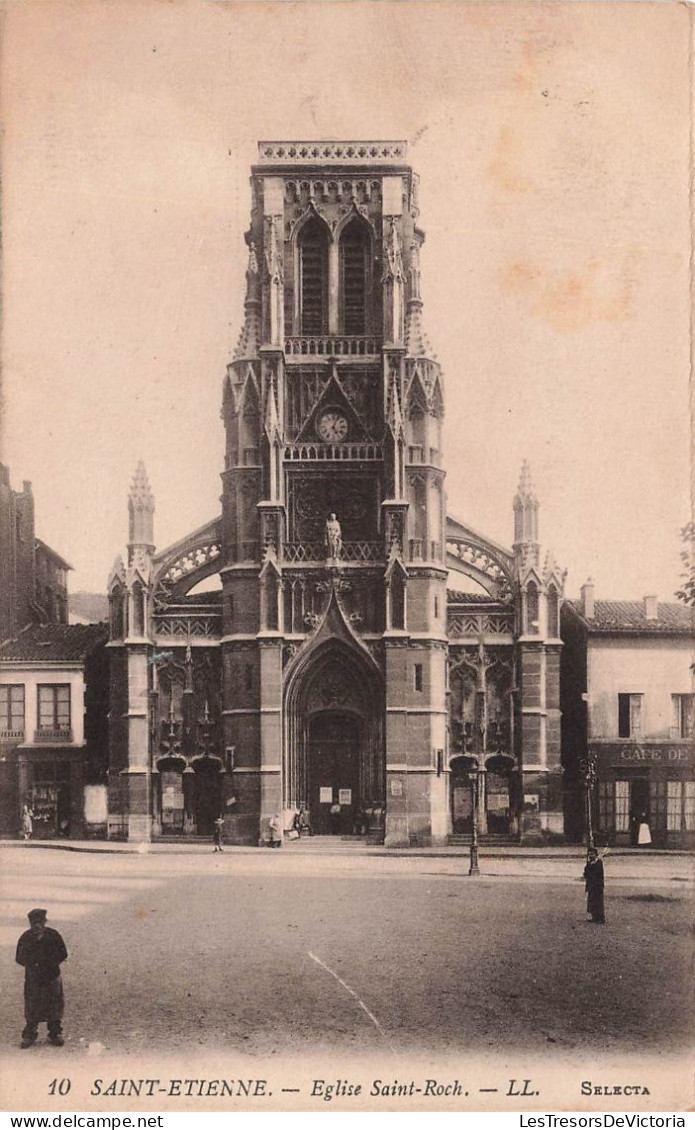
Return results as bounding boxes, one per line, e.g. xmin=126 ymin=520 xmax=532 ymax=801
xmin=285 ymin=634 xmax=384 ymax=837
xmin=450 ymin=755 xmax=475 ymax=834
xmin=156 ymin=756 xmax=223 ymax=836
xmin=485 ymin=754 xmax=516 ymax=836
xmin=308 ymin=711 xmax=361 ymax=834
xmin=157 ymin=757 xmax=186 ymax=835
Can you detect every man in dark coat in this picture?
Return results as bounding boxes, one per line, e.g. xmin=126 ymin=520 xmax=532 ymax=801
xmin=16 ymin=908 xmax=68 ymax=1048
xmin=583 ymin=848 xmax=605 ymax=924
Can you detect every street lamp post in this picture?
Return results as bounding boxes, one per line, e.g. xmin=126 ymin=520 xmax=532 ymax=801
xmin=581 ymin=751 xmax=597 ymax=851
xmin=469 ymin=767 xmax=480 ymax=876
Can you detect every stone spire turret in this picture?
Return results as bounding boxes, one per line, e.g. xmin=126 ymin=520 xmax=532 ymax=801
xmin=404 ymin=237 xmax=432 ymax=357
xmin=127 ymin=461 xmax=155 ymax=566
xmin=234 ymin=242 xmax=262 ymax=360
xmin=513 ymin=459 xmax=539 ymax=563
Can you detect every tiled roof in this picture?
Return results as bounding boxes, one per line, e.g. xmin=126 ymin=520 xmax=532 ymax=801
xmin=34 ymin=538 xmax=74 ymax=571
xmin=167 ymin=592 xmax=222 ymax=607
xmin=447 ymin=591 xmax=503 ymax=605
xmin=0 ymin=622 xmax=108 ymax=661
xmin=566 ymin=600 xmax=693 ymax=635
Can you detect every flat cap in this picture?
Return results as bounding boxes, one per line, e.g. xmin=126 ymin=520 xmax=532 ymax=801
xmin=28 ymin=908 xmax=48 ymax=923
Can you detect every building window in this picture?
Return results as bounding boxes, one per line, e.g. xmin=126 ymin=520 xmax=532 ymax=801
xmin=340 ymin=218 xmax=369 ymax=334
xmin=618 ymin=693 xmax=642 ymax=738
xmin=434 ymin=595 xmax=439 ymax=619
xmin=671 ymin=694 xmax=695 ymax=739
xmin=615 ymin=779 xmax=630 ymax=833
xmin=667 ymin=782 xmax=681 ymax=832
xmin=299 ymin=218 xmax=329 ymax=334
xmin=0 ymin=685 xmax=25 ymax=734
xmin=414 ymin=664 xmax=423 ymax=692
xmin=37 ymin=685 xmax=71 ymax=732
xmin=663 ymin=780 xmax=695 ymax=833
xmin=686 ymin=782 xmax=695 ymax=832
xmin=598 ymin=779 xmax=614 ymax=834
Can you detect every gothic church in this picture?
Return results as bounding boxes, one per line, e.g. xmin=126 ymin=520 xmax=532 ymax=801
xmin=107 ymin=141 xmax=565 ymax=846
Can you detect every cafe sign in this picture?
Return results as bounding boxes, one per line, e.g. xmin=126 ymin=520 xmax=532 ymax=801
xmin=590 ymin=743 xmax=695 ymax=766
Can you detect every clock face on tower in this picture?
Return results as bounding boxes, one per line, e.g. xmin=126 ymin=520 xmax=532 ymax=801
xmin=316 ymin=409 xmax=349 ymax=442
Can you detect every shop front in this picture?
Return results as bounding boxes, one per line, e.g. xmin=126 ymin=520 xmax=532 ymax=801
xmin=593 ymin=742 xmax=695 ymax=849
xmin=17 ymin=749 xmax=84 ymax=839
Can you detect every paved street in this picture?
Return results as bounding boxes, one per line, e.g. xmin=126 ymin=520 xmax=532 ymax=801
xmin=2 ymin=844 xmax=693 ymax=1067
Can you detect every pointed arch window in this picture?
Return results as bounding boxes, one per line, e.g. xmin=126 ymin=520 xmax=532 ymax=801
xmin=340 ymin=218 xmax=370 ymax=335
xmin=526 ymin=582 xmax=539 ymax=635
xmin=547 ymin=584 xmax=559 ymax=638
xmin=109 ymin=589 xmax=125 ymax=639
xmin=389 ymin=568 xmax=406 ymax=630
xmin=299 ymin=218 xmax=328 ymax=334
xmin=131 ymin=580 xmax=146 ymax=637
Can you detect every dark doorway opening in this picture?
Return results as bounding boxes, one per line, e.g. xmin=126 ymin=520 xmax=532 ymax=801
xmin=193 ymin=759 xmax=222 ymax=837
xmin=628 ymin=776 xmax=650 ymax=846
xmin=159 ymin=765 xmax=185 ymax=834
xmin=450 ymin=756 xmax=474 ymax=835
xmin=308 ymin=711 xmax=361 ymax=835
xmin=485 ymin=757 xmax=513 ymax=835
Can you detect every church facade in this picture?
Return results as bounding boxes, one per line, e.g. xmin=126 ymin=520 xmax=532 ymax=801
xmin=106 ymin=141 xmax=566 ymax=846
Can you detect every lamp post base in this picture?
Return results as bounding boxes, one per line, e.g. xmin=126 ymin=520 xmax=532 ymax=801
xmin=468 ymin=845 xmax=480 ymax=875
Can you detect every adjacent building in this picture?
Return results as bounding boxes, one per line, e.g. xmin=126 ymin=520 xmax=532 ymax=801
xmin=561 ymin=583 xmax=694 ymax=849
xmin=106 ymin=140 xmax=566 ymax=846
xmin=0 ymin=464 xmax=72 ymax=640
xmin=0 ymin=623 xmax=110 ymax=839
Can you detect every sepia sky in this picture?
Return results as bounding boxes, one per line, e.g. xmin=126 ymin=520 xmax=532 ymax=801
xmin=1 ymin=0 xmax=691 ymax=601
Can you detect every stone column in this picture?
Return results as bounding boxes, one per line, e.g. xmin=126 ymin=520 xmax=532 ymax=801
xmin=258 ymin=638 xmax=284 ymax=844
xmin=122 ymin=644 xmax=152 ymax=842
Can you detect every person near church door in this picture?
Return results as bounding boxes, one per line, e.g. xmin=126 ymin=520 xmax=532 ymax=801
xmin=637 ymin=812 xmax=652 ymax=847
xmin=269 ymin=812 xmax=283 ymax=848
xmin=297 ymin=808 xmax=312 ymax=836
xmin=329 ymin=802 xmax=341 ymax=835
xmin=21 ymin=804 xmax=33 ymax=841
xmin=583 ymin=847 xmax=605 ymax=924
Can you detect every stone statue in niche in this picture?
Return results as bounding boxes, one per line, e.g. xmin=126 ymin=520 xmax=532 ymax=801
xmin=325 ymin=513 xmax=342 ymax=559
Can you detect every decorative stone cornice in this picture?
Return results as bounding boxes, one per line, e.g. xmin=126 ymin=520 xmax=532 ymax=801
xmin=257 ymin=141 xmax=408 ymax=165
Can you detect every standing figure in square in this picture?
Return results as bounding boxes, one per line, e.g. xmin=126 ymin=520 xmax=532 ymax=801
xmin=583 ymin=848 xmax=605 ymax=924
xmin=16 ymin=909 xmax=68 ymax=1048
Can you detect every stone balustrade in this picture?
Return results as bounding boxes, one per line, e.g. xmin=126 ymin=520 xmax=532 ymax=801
xmin=33 ymin=728 xmax=73 ymax=743
xmin=285 ymin=335 xmax=379 ymax=357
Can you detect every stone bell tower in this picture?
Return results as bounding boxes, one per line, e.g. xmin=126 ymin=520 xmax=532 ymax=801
xmin=221 ymin=142 xmax=447 ymax=846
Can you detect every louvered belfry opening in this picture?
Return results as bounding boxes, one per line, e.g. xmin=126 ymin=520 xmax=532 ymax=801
xmin=299 ymin=218 xmax=329 ymax=334
xmin=340 ymin=219 xmax=369 ymax=335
